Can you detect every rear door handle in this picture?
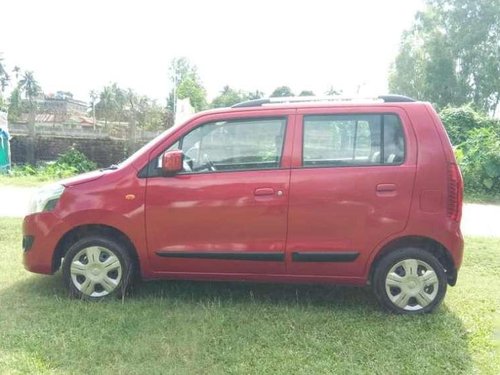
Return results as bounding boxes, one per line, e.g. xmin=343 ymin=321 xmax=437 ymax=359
xmin=254 ymin=188 xmax=275 ymax=196
xmin=376 ymin=184 xmax=396 ymax=192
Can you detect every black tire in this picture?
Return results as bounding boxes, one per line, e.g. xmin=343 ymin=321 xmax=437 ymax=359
xmin=372 ymin=247 xmax=447 ymax=314
xmin=62 ymin=235 xmax=134 ymax=300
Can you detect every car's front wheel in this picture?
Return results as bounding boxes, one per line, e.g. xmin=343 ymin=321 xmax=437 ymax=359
xmin=373 ymin=247 xmax=447 ymax=314
xmin=62 ymin=235 xmax=133 ymax=300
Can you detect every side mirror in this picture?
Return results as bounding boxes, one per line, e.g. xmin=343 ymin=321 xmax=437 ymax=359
xmin=162 ymin=150 xmax=184 ymax=175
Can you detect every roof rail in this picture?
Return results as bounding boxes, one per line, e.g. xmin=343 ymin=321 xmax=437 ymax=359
xmin=231 ymin=94 xmax=416 ymax=108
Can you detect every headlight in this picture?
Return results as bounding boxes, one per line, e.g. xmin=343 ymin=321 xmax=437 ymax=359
xmin=27 ymin=184 xmax=65 ymax=215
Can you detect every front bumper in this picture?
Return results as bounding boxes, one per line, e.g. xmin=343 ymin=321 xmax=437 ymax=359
xmin=23 ymin=212 xmax=65 ymax=274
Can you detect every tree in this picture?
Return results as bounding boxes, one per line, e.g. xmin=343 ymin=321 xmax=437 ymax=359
xmin=136 ymin=97 xmax=170 ymax=131
xmin=0 ymin=55 xmax=10 ymax=109
xmin=246 ymin=90 xmax=265 ymax=100
xmin=325 ymin=87 xmax=343 ymax=96
xmin=167 ymin=57 xmax=207 ymax=113
xmin=7 ymin=88 xmax=22 ymax=122
xmin=12 ymin=66 xmax=21 ymax=81
xmin=299 ymin=90 xmax=315 ymax=96
xmin=18 ymin=71 xmax=42 ymax=105
xmin=18 ymin=71 xmax=42 ymax=164
xmin=89 ymin=90 xmax=98 ymax=130
xmin=389 ymin=0 xmax=500 ymax=114
xmin=0 ymin=55 xmax=9 ymax=91
xmin=96 ymin=85 xmax=116 ymax=129
xmin=270 ymin=86 xmax=294 ymax=97
xmin=176 ymin=76 xmax=207 ymax=112
xmin=94 ymin=83 xmax=170 ymax=135
xmin=210 ymin=86 xmax=246 ymax=108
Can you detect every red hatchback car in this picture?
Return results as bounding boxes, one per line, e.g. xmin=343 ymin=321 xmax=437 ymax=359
xmin=23 ymin=95 xmax=463 ymax=314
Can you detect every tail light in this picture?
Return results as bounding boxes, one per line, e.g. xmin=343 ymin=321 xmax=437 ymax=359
xmin=447 ymin=163 xmax=463 ymax=222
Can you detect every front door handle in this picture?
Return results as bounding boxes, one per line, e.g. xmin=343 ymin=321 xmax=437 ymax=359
xmin=254 ymin=188 xmax=275 ymax=196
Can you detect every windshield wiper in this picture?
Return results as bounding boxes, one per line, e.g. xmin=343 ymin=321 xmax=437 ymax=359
xmin=100 ymin=164 xmax=119 ymax=171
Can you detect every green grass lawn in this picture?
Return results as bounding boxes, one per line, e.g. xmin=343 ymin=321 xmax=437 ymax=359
xmin=0 ymin=218 xmax=499 ymax=374
xmin=0 ymin=175 xmax=58 ymax=187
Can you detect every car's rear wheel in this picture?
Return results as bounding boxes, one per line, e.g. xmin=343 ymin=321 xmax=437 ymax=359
xmin=62 ymin=235 xmax=133 ymax=300
xmin=373 ymin=247 xmax=447 ymax=314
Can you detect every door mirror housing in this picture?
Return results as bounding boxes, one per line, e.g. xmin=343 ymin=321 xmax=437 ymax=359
xmin=162 ymin=150 xmax=184 ymax=175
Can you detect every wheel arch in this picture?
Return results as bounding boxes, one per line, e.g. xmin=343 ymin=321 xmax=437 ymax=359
xmin=52 ymin=224 xmax=140 ymax=276
xmin=368 ymin=235 xmax=457 ymax=286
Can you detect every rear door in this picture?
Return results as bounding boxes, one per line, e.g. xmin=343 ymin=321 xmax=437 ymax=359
xmin=145 ymin=110 xmax=295 ymax=275
xmin=287 ymin=106 xmax=417 ymax=279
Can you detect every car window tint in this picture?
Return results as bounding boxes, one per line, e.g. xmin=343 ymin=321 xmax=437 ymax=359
xmin=303 ymin=114 xmax=404 ymax=167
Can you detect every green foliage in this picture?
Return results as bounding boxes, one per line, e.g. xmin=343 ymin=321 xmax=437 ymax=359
xmin=246 ymin=90 xmax=265 ymax=100
xmin=95 ymin=83 xmax=126 ymax=124
xmin=0 ymin=54 xmax=10 ymax=99
xmin=11 ymin=147 xmax=97 ymax=179
xmin=299 ymin=90 xmax=315 ymax=96
xmin=18 ymin=71 xmax=41 ymax=106
xmin=210 ymin=87 xmax=266 ymax=108
xmin=440 ymin=105 xmax=500 ymax=197
xmin=440 ymin=104 xmax=493 ymax=145
xmin=0 ymin=96 xmax=7 ymax=112
xmin=270 ymin=86 xmax=294 ymax=97
xmin=136 ymin=97 xmax=171 ymax=131
xmin=7 ymin=87 xmax=22 ymax=122
xmin=210 ymin=86 xmax=264 ymax=108
xmin=389 ymin=0 xmax=500 ymax=114
xmin=55 ymin=147 xmax=97 ymax=173
xmin=211 ymin=86 xmax=246 ymax=108
xmin=176 ymin=76 xmax=207 ymax=112
xmin=457 ymin=127 xmax=500 ymax=195
xmin=94 ymin=83 xmax=170 ymax=131
xmin=167 ymin=57 xmax=208 ymax=113
xmin=325 ymin=87 xmax=343 ymax=96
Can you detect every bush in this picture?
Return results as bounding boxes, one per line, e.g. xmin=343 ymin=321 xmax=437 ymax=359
xmin=440 ymin=104 xmax=495 ymax=145
xmin=11 ymin=147 xmax=97 ymax=179
xmin=441 ymin=105 xmax=500 ymax=198
xmin=456 ymin=127 xmax=500 ymax=195
xmin=54 ymin=147 xmax=97 ymax=174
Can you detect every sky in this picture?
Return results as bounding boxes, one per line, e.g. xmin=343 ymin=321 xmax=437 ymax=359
xmin=0 ymin=0 xmax=425 ymax=103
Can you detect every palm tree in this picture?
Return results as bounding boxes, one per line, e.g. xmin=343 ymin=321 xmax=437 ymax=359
xmin=0 ymin=76 xmax=9 ymax=93
xmin=89 ymin=90 xmax=98 ymax=130
xmin=12 ymin=65 xmax=21 ymax=86
xmin=0 ymin=56 xmax=8 ymax=80
xmin=99 ymin=86 xmax=115 ymax=131
xmin=12 ymin=66 xmax=21 ymax=79
xmin=126 ymin=88 xmax=138 ymax=154
xmin=18 ymin=71 xmax=42 ymax=105
xmin=0 ymin=55 xmax=10 ymax=95
xmin=18 ymin=71 xmax=42 ymax=164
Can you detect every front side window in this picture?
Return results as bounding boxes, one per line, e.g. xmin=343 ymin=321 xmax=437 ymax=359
xmin=303 ymin=114 xmax=405 ymax=167
xmin=173 ymin=117 xmax=286 ymax=173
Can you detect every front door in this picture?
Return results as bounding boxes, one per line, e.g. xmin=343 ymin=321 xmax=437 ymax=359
xmin=145 ymin=115 xmax=292 ymax=275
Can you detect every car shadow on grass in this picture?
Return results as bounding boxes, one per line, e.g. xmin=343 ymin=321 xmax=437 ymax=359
xmin=134 ymin=277 xmax=379 ymax=311
xmin=5 ymin=271 xmax=379 ymax=311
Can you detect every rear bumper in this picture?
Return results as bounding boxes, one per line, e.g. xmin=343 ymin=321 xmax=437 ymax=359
xmin=22 ymin=213 xmax=66 ymax=274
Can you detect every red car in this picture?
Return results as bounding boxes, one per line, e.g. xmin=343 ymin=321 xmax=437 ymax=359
xmin=23 ymin=95 xmax=463 ymax=314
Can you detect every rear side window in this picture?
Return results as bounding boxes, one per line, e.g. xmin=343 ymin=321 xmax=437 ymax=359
xmin=303 ymin=114 xmax=405 ymax=167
